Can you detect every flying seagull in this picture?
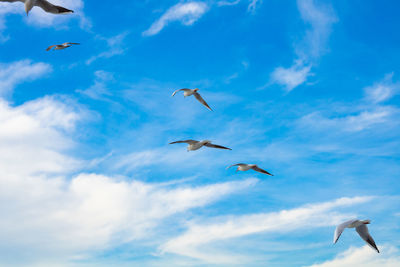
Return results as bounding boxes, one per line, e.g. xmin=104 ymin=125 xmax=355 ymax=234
xmin=0 ymin=0 xmax=74 ymax=15
xmin=169 ymin=140 xmax=231 ymax=151
xmin=334 ymin=219 xmax=380 ymax=253
xmin=46 ymin=42 xmax=80 ymax=51
xmin=227 ymin=163 xmax=273 ymax=176
xmin=171 ymin=88 xmax=212 ymax=111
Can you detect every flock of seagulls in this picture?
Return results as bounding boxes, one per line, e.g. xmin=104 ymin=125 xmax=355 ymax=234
xmin=0 ymin=0 xmax=381 ymax=256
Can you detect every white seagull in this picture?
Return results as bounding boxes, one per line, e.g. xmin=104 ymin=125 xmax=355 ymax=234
xmin=169 ymin=140 xmax=231 ymax=151
xmin=171 ymin=88 xmax=212 ymax=111
xmin=227 ymin=163 xmax=273 ymax=176
xmin=0 ymin=0 xmax=74 ymax=15
xmin=334 ymin=219 xmax=380 ymax=253
xmin=46 ymin=42 xmax=80 ymax=51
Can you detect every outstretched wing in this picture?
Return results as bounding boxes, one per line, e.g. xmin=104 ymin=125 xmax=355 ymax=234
xmin=227 ymin=163 xmax=245 ymax=169
xmin=204 ymin=143 xmax=231 ymax=150
xmin=46 ymin=45 xmax=57 ymax=51
xmin=333 ymin=219 xmax=357 ymax=244
xmin=252 ymin=165 xmax=273 ymax=176
xmin=169 ymin=140 xmax=197 ymax=145
xmin=356 ymin=224 xmax=380 ymax=253
xmin=36 ymin=0 xmax=74 ymax=14
xmin=193 ymin=92 xmax=212 ymax=111
xmin=65 ymin=42 xmax=80 ymax=45
xmin=171 ymin=88 xmax=191 ymax=97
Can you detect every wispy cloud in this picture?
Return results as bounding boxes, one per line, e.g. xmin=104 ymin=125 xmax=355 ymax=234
xmin=271 ymin=60 xmax=312 ymax=91
xmin=298 ymin=106 xmax=398 ymax=133
xmin=296 ymin=0 xmax=337 ymax=59
xmin=217 ymin=0 xmax=241 ymax=7
xmin=161 ymin=196 xmax=373 ymax=263
xmin=364 ymin=73 xmax=400 ymax=104
xmin=247 ymin=0 xmax=262 ymax=13
xmin=308 ymin=245 xmax=400 ymax=267
xmin=86 ymin=32 xmax=129 ymax=65
xmin=271 ymin=0 xmax=337 ymax=91
xmin=143 ymin=1 xmax=209 ymax=36
xmin=0 ymin=60 xmax=52 ymax=97
xmin=76 ymin=70 xmax=114 ymax=100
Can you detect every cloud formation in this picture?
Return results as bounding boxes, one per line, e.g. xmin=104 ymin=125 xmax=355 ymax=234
xmin=364 ymin=73 xmax=400 ymax=104
xmin=271 ymin=0 xmax=336 ymax=91
xmin=308 ymin=245 xmax=400 ymax=267
xmin=86 ymin=32 xmax=129 ymax=65
xmin=143 ymin=1 xmax=209 ymax=36
xmin=0 ymin=94 xmax=257 ymax=265
xmin=0 ymin=60 xmax=52 ymax=97
xmin=161 ymin=196 xmax=373 ymax=263
xmin=271 ymin=60 xmax=311 ymax=91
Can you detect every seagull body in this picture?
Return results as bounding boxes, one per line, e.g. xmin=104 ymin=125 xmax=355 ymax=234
xmin=0 ymin=0 xmax=74 ymax=15
xmin=334 ymin=219 xmax=379 ymax=253
xmin=46 ymin=42 xmax=80 ymax=51
xmin=227 ymin=163 xmax=273 ymax=176
xmin=169 ymin=140 xmax=231 ymax=151
xmin=171 ymin=88 xmax=212 ymax=111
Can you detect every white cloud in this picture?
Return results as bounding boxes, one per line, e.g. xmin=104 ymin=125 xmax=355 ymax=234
xmin=364 ymin=73 xmax=400 ymax=104
xmin=0 ymin=95 xmax=257 ymax=265
xmin=217 ymin=0 xmax=241 ymax=7
xmin=0 ymin=97 xmax=81 ymax=177
xmin=0 ymin=60 xmax=52 ymax=97
xmin=143 ymin=1 xmax=209 ymax=36
xmin=76 ymin=70 xmax=114 ymax=100
xmin=86 ymin=32 xmax=129 ymax=65
xmin=271 ymin=61 xmax=312 ymax=91
xmin=271 ymin=0 xmax=336 ymax=91
xmin=298 ymin=106 xmax=398 ymax=133
xmin=296 ymin=0 xmax=337 ymax=59
xmin=308 ymin=245 xmax=400 ymax=267
xmin=160 ymin=196 xmax=373 ymax=263
xmin=248 ymin=0 xmax=262 ymax=12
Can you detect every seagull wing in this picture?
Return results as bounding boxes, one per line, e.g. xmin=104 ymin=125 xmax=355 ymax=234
xmin=193 ymin=92 xmax=212 ymax=111
xmin=356 ymin=224 xmax=380 ymax=253
xmin=169 ymin=140 xmax=198 ymax=145
xmin=46 ymin=45 xmax=57 ymax=51
xmin=36 ymin=0 xmax=73 ymax=14
xmin=333 ymin=219 xmax=357 ymax=244
xmin=171 ymin=88 xmax=191 ymax=97
xmin=251 ymin=165 xmax=273 ymax=176
xmin=64 ymin=42 xmax=80 ymax=45
xmin=227 ymin=163 xmax=245 ymax=169
xmin=204 ymin=143 xmax=231 ymax=150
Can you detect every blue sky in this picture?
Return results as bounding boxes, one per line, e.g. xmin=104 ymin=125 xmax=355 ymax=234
xmin=0 ymin=0 xmax=399 ymax=266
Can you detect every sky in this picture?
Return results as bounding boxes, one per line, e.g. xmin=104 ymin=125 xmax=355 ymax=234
xmin=0 ymin=0 xmax=399 ymax=266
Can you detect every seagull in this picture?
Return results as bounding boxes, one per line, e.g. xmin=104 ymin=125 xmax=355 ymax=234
xmin=227 ymin=163 xmax=273 ymax=176
xmin=0 ymin=0 xmax=74 ymax=15
xmin=171 ymin=88 xmax=212 ymax=111
xmin=169 ymin=140 xmax=231 ymax=151
xmin=46 ymin=42 xmax=80 ymax=51
xmin=334 ymin=219 xmax=380 ymax=253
